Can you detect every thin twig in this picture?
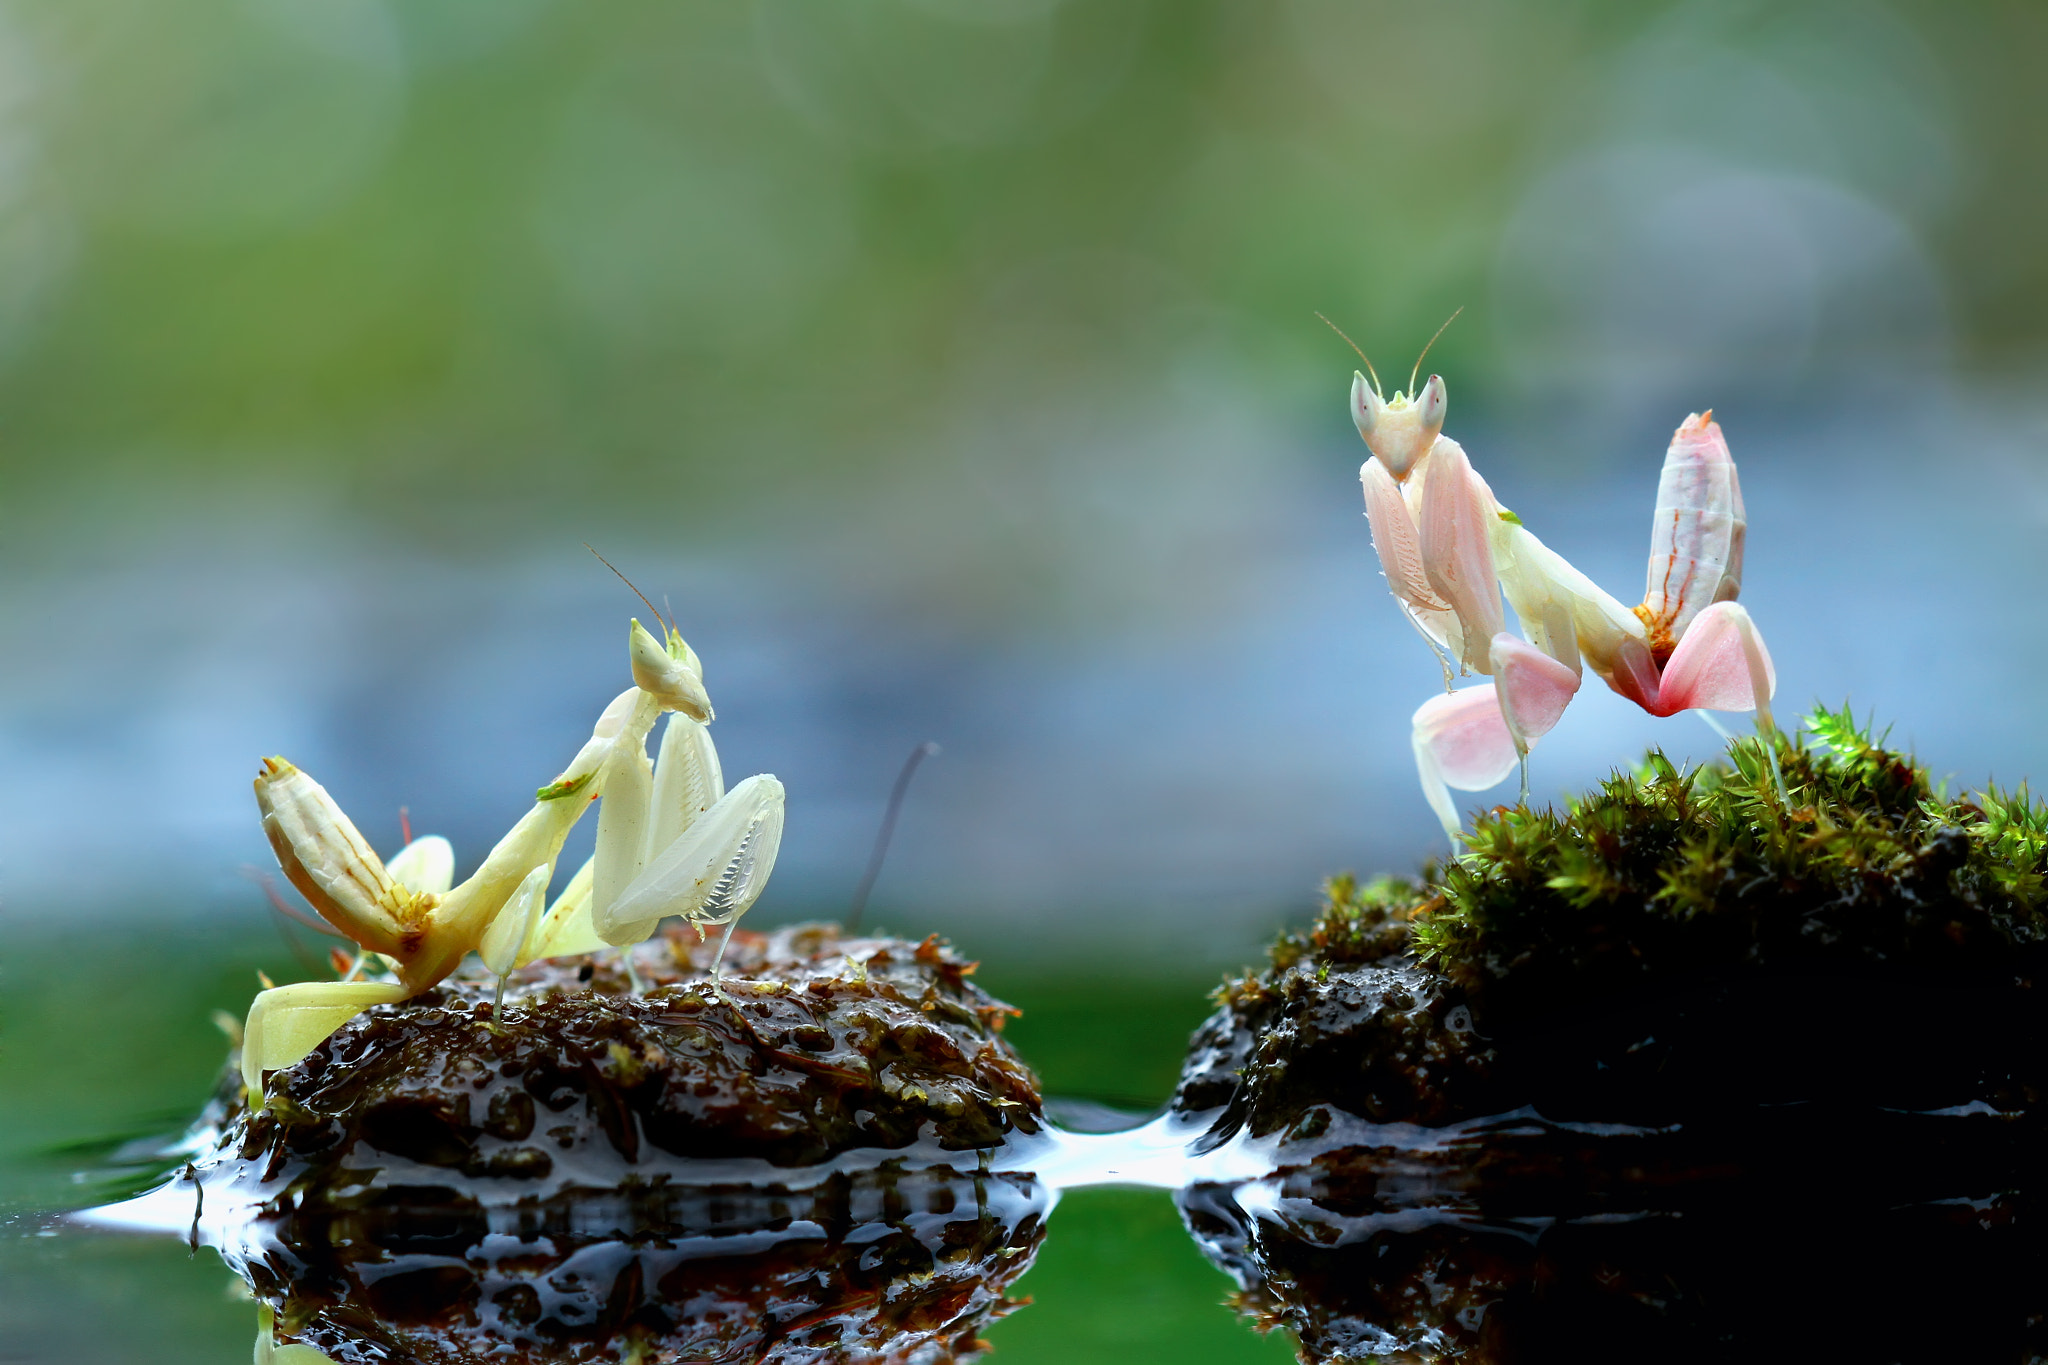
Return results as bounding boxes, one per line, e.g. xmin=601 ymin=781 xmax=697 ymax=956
xmin=847 ymin=742 xmax=941 ymax=934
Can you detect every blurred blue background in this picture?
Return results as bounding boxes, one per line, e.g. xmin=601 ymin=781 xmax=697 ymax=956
xmin=3 ymin=0 xmax=2046 ymax=958
xmin=3 ymin=1 xmax=2048 ymax=1359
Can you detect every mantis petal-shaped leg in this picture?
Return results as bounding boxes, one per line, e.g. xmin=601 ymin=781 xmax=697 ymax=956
xmin=1488 ymin=632 xmax=1582 ymax=801
xmin=1415 ymin=438 xmax=1506 ymax=675
xmin=1412 ymin=685 xmax=1522 ymax=843
xmin=1604 ymin=634 xmax=1667 ymax=715
xmin=1362 ymin=456 xmax=1458 ymax=685
xmin=522 ymin=855 xmax=604 ymax=964
xmin=645 ymin=714 xmax=724 ymax=871
xmin=477 ymin=863 xmax=550 ymax=1011
xmin=1658 ymin=600 xmax=1785 ymax=799
xmin=597 ymin=774 xmax=786 ymax=981
xmin=385 ymin=835 xmax=454 ymax=897
xmin=591 ymin=721 xmax=656 ymax=940
xmin=582 ymin=710 xmax=731 ymax=987
xmin=241 ymin=980 xmax=408 ymax=1098
xmin=1657 ymin=601 xmax=1776 ymax=724
xmin=591 ymin=712 xmax=724 ymax=926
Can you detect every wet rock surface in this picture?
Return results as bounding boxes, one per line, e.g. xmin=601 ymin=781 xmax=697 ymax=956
xmin=230 ymin=923 xmax=1041 ymax=1191
xmin=196 ymin=924 xmax=1045 ymax=1363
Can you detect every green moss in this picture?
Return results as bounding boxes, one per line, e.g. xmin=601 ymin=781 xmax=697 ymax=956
xmin=1233 ymin=707 xmax=2048 ymax=1025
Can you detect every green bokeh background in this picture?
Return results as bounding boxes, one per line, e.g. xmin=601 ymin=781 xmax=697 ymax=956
xmin=5 ymin=0 xmax=2048 ymax=1359
xmin=3 ymin=0 xmax=2043 ymax=547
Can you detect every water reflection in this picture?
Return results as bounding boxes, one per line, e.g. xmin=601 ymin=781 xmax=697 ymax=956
xmin=63 ymin=922 xmax=2048 ymax=1363
xmin=83 ymin=1093 xmax=2046 ymax=1363
xmin=226 ymin=1164 xmax=1048 ymax=1363
xmin=1180 ymin=1149 xmax=2040 ymax=1363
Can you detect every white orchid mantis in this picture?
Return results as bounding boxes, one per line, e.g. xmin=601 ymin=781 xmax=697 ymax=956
xmin=1352 ymin=362 xmax=1776 ymax=841
xmin=239 ymin=618 xmax=786 ymax=1097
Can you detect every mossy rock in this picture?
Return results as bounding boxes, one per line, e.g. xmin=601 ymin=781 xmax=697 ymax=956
xmin=1174 ymin=710 xmax=2048 ymax=1363
xmin=196 ymin=924 xmax=1046 ymax=1364
xmin=215 ymin=924 xmax=1041 ymax=1198
xmin=1178 ymin=708 xmax=2048 ymax=1143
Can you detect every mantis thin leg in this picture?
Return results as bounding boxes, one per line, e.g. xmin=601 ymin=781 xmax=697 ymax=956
xmin=709 ymin=917 xmax=740 ymax=985
xmin=624 ymin=952 xmax=645 ymax=996
xmin=1401 ymin=607 xmax=1457 ymax=690
xmin=1759 ymin=729 xmax=1789 ymax=805
xmin=1518 ymin=754 xmax=1530 ymax=807
xmin=1696 ymin=710 xmax=1738 ymax=744
xmin=1697 ymin=708 xmax=1785 ymax=802
xmin=1731 ymin=612 xmax=1788 ymax=805
xmin=1697 ymin=705 xmax=1785 ymax=799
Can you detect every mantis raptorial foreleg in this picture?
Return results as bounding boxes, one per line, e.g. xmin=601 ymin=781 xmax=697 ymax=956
xmin=1341 ymin=338 xmax=1780 ymax=839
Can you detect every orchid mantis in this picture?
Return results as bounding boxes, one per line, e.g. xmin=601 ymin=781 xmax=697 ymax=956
xmin=240 ymin=618 xmax=786 ymax=1097
xmin=1352 ymin=363 xmax=1776 ymax=841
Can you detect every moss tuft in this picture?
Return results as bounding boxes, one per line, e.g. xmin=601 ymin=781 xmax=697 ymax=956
xmin=1229 ymin=707 xmax=2048 ymax=1029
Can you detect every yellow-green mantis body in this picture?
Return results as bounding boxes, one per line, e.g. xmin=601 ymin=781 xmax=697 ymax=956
xmin=239 ymin=619 xmax=785 ymax=1097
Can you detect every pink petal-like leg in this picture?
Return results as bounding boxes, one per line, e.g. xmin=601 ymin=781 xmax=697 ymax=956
xmin=1415 ymin=439 xmax=1505 ymax=676
xmin=1412 ymin=683 xmax=1521 ymax=842
xmin=1603 ymin=635 xmax=1666 ymax=715
xmin=1361 ymin=456 xmax=1457 ymax=685
xmin=1489 ymin=632 xmax=1582 ymax=801
xmin=1489 ymin=634 xmax=1581 ymax=750
xmin=1656 ymin=601 xmax=1776 ymax=717
xmin=1634 ymin=600 xmax=1785 ymax=799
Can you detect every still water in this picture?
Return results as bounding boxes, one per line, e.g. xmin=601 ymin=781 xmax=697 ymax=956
xmin=8 ymin=923 xmax=2039 ymax=1364
xmin=0 ymin=927 xmax=1289 ymax=1365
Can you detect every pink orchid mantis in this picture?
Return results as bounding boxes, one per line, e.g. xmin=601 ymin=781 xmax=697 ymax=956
xmin=1353 ymin=370 xmax=1777 ymax=840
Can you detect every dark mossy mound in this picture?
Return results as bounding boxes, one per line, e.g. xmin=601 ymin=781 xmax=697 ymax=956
xmin=223 ymin=924 xmax=1041 ymax=1201
xmin=1177 ymin=710 xmax=2048 ymax=1143
xmin=1174 ymin=712 xmax=2048 ymax=1362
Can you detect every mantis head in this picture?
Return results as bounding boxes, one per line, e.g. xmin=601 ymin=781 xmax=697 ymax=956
xmin=630 ymin=618 xmax=713 ymax=721
xmin=1351 ymin=371 xmax=1447 ymax=481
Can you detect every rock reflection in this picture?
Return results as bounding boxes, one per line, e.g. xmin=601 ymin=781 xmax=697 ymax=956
xmin=228 ymin=1163 xmax=1046 ymax=1363
xmin=1179 ymin=1134 xmax=2041 ymax=1364
xmin=86 ymin=925 xmax=1052 ymax=1363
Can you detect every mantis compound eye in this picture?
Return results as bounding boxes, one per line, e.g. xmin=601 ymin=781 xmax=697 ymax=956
xmin=1350 ymin=371 xmax=1382 ymax=441
xmin=1419 ymin=373 xmax=1447 ymax=438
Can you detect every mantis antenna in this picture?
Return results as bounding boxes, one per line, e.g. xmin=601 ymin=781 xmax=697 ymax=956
xmin=1315 ymin=311 xmax=1382 ymax=399
xmin=585 ymin=543 xmax=674 ymax=637
xmin=1409 ymin=305 xmax=1465 ymax=397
